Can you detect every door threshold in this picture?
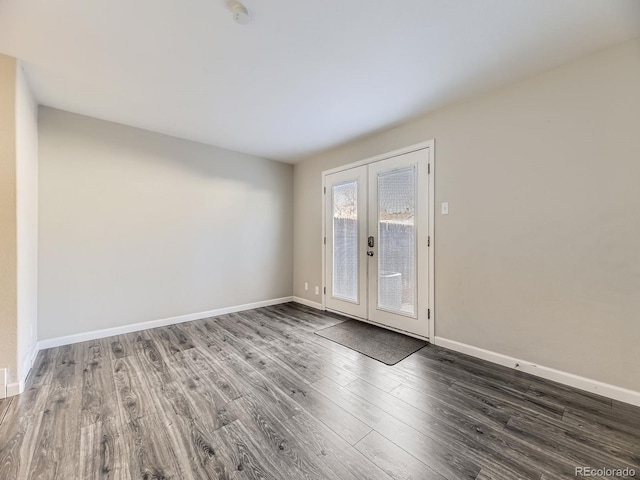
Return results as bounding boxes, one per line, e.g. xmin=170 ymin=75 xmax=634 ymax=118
xmin=324 ymin=308 xmax=430 ymax=342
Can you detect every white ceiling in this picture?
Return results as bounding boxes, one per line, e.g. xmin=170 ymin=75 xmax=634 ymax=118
xmin=0 ymin=1 xmax=639 ymax=162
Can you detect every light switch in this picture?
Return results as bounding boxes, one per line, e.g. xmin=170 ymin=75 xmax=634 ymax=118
xmin=441 ymin=202 xmax=449 ymax=215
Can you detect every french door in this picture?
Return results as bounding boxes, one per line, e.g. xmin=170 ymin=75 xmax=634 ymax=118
xmin=324 ymin=147 xmax=431 ymax=339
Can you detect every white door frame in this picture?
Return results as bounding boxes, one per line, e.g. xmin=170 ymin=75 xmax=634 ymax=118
xmin=321 ymin=140 xmax=436 ymax=341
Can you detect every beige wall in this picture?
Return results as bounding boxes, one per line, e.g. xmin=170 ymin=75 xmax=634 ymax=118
xmin=0 ymin=54 xmax=18 ymax=388
xmin=294 ymin=39 xmax=640 ymax=391
xmin=38 ymin=108 xmax=293 ymax=340
xmin=15 ymin=62 xmax=38 ymax=381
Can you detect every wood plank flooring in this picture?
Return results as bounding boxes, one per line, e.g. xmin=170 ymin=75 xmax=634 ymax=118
xmin=0 ymin=303 xmax=638 ymax=479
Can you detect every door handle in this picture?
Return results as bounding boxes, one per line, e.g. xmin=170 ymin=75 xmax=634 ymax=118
xmin=368 ymin=236 xmax=375 ymax=248
xmin=367 ymin=251 xmax=374 ymax=257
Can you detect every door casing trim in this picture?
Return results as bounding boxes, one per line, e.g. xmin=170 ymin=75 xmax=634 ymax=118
xmin=321 ymin=139 xmax=435 ymax=340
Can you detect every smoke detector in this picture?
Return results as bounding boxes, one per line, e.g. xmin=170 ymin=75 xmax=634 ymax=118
xmin=230 ymin=1 xmax=250 ymax=25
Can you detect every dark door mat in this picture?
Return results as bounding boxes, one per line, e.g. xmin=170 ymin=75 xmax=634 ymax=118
xmin=315 ymin=319 xmax=428 ymax=365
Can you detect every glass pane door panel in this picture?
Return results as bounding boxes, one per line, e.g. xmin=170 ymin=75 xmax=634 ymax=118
xmin=332 ymin=180 xmax=359 ymax=302
xmin=377 ymin=167 xmax=416 ymax=315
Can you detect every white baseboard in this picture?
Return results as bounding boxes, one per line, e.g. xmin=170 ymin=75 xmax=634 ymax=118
xmin=292 ymin=296 xmax=323 ymax=310
xmin=10 ymin=343 xmax=40 ymax=396
xmin=6 ymin=380 xmax=25 ymax=397
xmin=0 ymin=368 xmax=6 ymax=399
xmin=38 ymin=296 xmax=294 ymax=350
xmin=0 ymin=342 xmax=39 ymax=398
xmin=433 ymin=336 xmax=640 ymax=408
xmin=21 ymin=343 xmax=38 ymax=379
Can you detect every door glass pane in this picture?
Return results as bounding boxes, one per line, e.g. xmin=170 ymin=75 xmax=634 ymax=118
xmin=332 ymin=180 xmax=359 ymax=302
xmin=378 ymin=167 xmax=416 ymax=316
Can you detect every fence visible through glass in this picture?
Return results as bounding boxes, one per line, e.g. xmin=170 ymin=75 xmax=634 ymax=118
xmin=377 ymin=167 xmax=416 ymax=316
xmin=332 ymin=180 xmax=359 ymax=303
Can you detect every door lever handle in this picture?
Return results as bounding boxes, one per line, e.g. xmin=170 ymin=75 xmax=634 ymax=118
xmin=367 ymin=251 xmax=374 ymax=257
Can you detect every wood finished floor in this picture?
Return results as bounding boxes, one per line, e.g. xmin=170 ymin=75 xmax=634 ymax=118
xmin=0 ymin=303 xmax=639 ymax=480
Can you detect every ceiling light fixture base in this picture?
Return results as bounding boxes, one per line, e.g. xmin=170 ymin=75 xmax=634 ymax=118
xmin=230 ymin=1 xmax=250 ymax=25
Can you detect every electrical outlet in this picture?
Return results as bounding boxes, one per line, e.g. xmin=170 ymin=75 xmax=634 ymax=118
xmin=314 ymin=286 xmax=320 ymax=295
xmin=304 ymin=282 xmax=309 ymax=291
